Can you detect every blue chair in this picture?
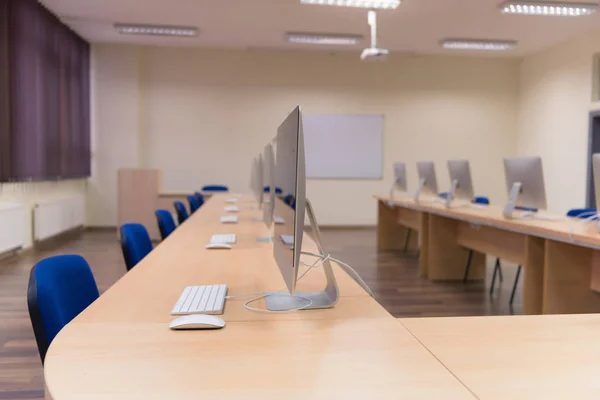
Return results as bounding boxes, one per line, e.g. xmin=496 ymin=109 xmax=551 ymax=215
xmin=27 ymin=255 xmax=99 ymax=363
xmin=202 ymin=185 xmax=229 ymax=192
xmin=120 ymin=224 xmax=153 ymax=271
xmin=438 ymin=192 xmax=449 ymax=199
xmin=187 ymin=195 xmax=200 ymax=213
xmin=284 ymin=194 xmax=294 ymax=206
xmin=264 ymin=186 xmax=283 ymax=195
xmin=567 ymin=208 xmax=597 ymax=219
xmin=174 ymin=201 xmax=189 ymax=225
xmin=155 ymin=210 xmax=176 ymax=240
xmin=473 ymin=196 xmax=490 ymax=205
xmin=194 ymin=192 xmax=205 ymax=208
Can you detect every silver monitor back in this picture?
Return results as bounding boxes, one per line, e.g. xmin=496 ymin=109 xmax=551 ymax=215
xmin=273 ymin=106 xmax=305 ymax=296
xmin=447 ymin=160 xmax=474 ymax=203
xmin=416 ymin=161 xmax=439 ymax=200
xmin=503 ymin=157 xmax=547 ymax=215
xmin=262 ymin=143 xmax=276 ymax=227
xmin=393 ymin=162 xmax=407 ymax=192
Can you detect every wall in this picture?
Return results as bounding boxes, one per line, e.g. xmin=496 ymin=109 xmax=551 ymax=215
xmin=0 ymin=180 xmax=87 ymax=248
xmin=91 ymin=44 xmax=520 ymax=226
xmin=517 ymin=27 xmax=600 ymax=213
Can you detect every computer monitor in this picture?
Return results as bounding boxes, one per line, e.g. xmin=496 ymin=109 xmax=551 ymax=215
xmin=390 ymin=162 xmax=407 ymax=199
xmin=250 ymin=156 xmax=262 ymax=206
xmin=446 ymin=160 xmax=474 ymax=207
xmin=592 ymin=154 xmax=600 ymax=229
xmin=503 ymin=156 xmax=547 ymax=219
xmin=262 ymin=143 xmax=276 ymax=228
xmin=415 ymin=161 xmax=439 ymax=202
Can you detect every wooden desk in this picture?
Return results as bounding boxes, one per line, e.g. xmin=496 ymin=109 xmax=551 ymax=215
xmin=44 ymin=194 xmax=476 ymax=399
xmin=376 ymin=196 xmax=600 ymax=315
xmin=400 ymin=314 xmax=600 ymax=400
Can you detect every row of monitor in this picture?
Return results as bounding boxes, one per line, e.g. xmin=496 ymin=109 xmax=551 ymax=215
xmin=392 ymin=157 xmax=552 ymax=219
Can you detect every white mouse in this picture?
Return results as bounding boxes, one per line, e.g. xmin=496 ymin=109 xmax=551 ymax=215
xmin=169 ymin=315 xmax=225 ymax=330
xmin=205 ymin=243 xmax=233 ymax=250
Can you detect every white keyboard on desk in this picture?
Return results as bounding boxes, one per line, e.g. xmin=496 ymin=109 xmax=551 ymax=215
xmin=274 ymin=216 xmax=285 ymax=225
xmin=220 ymin=216 xmax=239 ymax=224
xmin=225 ymin=198 xmax=238 ymax=204
xmin=210 ymin=234 xmax=237 ymax=244
xmin=279 ymin=234 xmax=294 ymax=245
xmin=171 ymin=284 xmax=228 ymax=315
xmin=224 ymin=206 xmax=240 ymax=212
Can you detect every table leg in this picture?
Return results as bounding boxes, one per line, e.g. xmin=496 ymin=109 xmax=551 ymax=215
xmin=427 ymin=214 xmax=485 ymax=281
xmin=377 ymin=200 xmax=409 ymax=251
xmin=523 ymin=236 xmax=544 ymax=315
xmin=543 ymin=240 xmax=600 ymax=314
xmin=418 ymin=213 xmax=429 ymax=278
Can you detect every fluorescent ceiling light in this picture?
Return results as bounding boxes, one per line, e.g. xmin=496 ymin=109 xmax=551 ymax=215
xmin=500 ymin=1 xmax=598 ymax=16
xmin=114 ymin=23 xmax=199 ymax=37
xmin=300 ymin=0 xmax=401 ymax=10
xmin=442 ymin=39 xmax=517 ymax=51
xmin=287 ymin=32 xmax=362 ymax=45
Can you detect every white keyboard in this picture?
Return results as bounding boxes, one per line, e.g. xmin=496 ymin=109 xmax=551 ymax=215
xmin=225 ymin=198 xmax=238 ymax=204
xmin=274 ymin=216 xmax=285 ymax=225
xmin=211 ymin=234 xmax=237 ymax=244
xmin=220 ymin=216 xmax=239 ymax=224
xmin=171 ymin=284 xmax=228 ymax=315
xmin=224 ymin=206 xmax=240 ymax=212
xmin=280 ymin=234 xmax=294 ymax=245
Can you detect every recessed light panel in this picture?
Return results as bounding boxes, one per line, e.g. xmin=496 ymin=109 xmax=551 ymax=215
xmin=300 ymin=0 xmax=401 ymax=9
xmin=500 ymin=1 xmax=598 ymax=16
xmin=287 ymin=32 xmax=362 ymax=45
xmin=114 ymin=23 xmax=199 ymax=37
xmin=442 ymin=39 xmax=517 ymax=51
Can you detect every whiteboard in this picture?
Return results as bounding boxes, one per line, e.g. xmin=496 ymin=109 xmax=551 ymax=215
xmin=303 ymin=114 xmax=383 ymax=179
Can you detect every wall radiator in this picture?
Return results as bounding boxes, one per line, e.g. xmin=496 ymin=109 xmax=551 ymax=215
xmin=0 ymin=203 xmax=26 ymax=256
xmin=34 ymin=196 xmax=85 ymax=241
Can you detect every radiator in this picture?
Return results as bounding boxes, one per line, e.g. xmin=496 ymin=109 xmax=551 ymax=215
xmin=0 ymin=203 xmax=26 ymax=255
xmin=34 ymin=196 xmax=85 ymax=241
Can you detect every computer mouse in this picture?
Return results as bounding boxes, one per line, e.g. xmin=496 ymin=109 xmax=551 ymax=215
xmin=169 ymin=315 xmax=225 ymax=330
xmin=205 ymin=243 xmax=233 ymax=250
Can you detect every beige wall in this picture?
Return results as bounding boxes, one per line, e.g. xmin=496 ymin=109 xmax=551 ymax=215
xmin=0 ymin=180 xmax=87 ymax=249
xmin=517 ymin=27 xmax=600 ymax=213
xmin=91 ymin=44 xmax=520 ymax=226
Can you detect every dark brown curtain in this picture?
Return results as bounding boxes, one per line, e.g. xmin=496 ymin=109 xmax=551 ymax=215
xmin=0 ymin=0 xmax=90 ymax=182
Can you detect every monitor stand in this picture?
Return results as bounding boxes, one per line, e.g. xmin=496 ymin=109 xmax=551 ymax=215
xmin=503 ymin=182 xmax=522 ymax=219
xmin=265 ymin=198 xmax=339 ymax=311
xmin=445 ymin=179 xmax=458 ymax=208
xmin=413 ymin=178 xmax=426 ymax=202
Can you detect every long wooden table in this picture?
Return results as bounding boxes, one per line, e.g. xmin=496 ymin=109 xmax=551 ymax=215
xmin=399 ymin=314 xmax=600 ymax=400
xmin=44 ymin=194 xmax=477 ymax=399
xmin=376 ymin=195 xmax=600 ymax=315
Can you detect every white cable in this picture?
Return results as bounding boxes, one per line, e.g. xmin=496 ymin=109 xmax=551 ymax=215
xmin=567 ymin=212 xmax=599 ymax=241
xmin=300 ymin=251 xmax=375 ymax=297
xmin=225 ymin=255 xmax=330 ymax=313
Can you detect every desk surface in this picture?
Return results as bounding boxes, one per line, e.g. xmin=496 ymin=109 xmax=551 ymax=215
xmin=44 ymin=194 xmax=475 ymax=399
xmin=376 ymin=194 xmax=600 ymax=250
xmin=400 ymin=314 xmax=600 ymax=400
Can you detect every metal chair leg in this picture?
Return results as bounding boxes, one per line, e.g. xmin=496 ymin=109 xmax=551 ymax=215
xmin=403 ymin=229 xmax=412 ymax=253
xmin=463 ymin=250 xmax=473 ymax=283
xmin=510 ymin=265 xmax=522 ymax=306
xmin=490 ymin=258 xmax=500 ymax=295
xmin=497 ymin=259 xmax=504 ymax=282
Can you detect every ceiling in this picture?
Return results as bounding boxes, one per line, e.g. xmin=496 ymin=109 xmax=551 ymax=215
xmin=40 ymin=0 xmax=600 ymax=57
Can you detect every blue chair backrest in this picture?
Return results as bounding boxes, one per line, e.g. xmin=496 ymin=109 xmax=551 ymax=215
xmin=473 ymin=196 xmax=490 ymax=205
xmin=187 ymin=195 xmax=200 ymax=213
xmin=264 ymin=186 xmax=283 ymax=194
xmin=291 ymin=197 xmax=296 ymax=210
xmin=567 ymin=208 xmax=597 ymax=219
xmin=284 ymin=194 xmax=294 ymax=205
xmin=155 ymin=210 xmax=176 ymax=240
xmin=439 ymin=192 xmax=450 ymax=199
xmin=174 ymin=201 xmax=189 ymax=225
xmin=120 ymin=224 xmax=153 ymax=271
xmin=27 ymin=255 xmax=99 ymax=364
xmin=194 ymin=192 xmax=205 ymax=207
xmin=202 ymin=185 xmax=229 ymax=192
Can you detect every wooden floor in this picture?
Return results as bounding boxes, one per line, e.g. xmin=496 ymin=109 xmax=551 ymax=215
xmin=0 ymin=228 xmax=523 ymax=399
